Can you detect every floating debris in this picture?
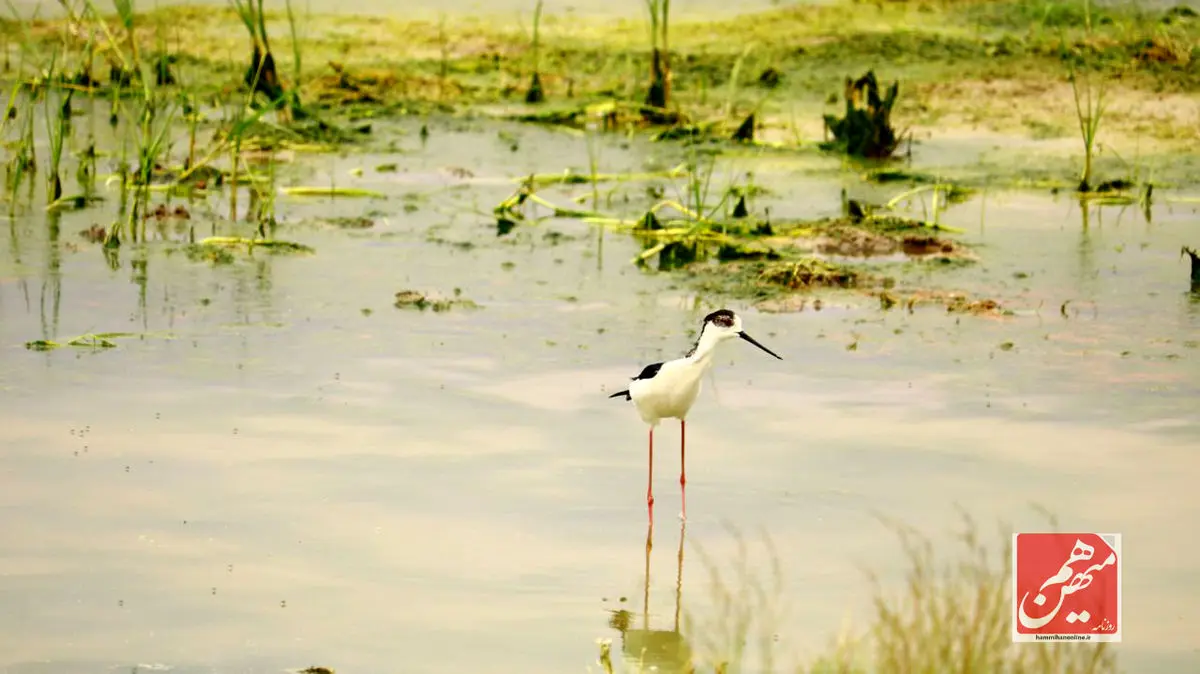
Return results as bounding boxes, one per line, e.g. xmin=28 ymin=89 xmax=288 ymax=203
xmin=394 ymin=289 xmax=480 ymax=312
xmin=183 ymin=244 xmax=236 ymax=265
xmin=946 ymin=297 xmax=1004 ymax=316
xmin=151 ymin=204 xmax=191 ymax=220
xmin=79 ymin=224 xmax=107 ymax=243
xmin=323 ymin=216 xmax=375 ymax=229
xmin=901 ymin=234 xmax=958 ymax=256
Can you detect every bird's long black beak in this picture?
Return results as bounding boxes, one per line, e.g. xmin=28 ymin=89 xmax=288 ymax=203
xmin=738 ymin=331 xmax=783 ymax=360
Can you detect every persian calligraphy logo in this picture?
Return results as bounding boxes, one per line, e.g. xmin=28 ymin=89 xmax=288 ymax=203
xmin=1012 ymin=532 xmax=1121 ymax=642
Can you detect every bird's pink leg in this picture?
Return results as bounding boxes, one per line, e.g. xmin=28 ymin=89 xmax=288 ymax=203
xmin=647 ymin=427 xmax=655 ymax=510
xmin=680 ymin=419 xmax=687 ymax=487
xmin=680 ymin=419 xmax=687 ymax=519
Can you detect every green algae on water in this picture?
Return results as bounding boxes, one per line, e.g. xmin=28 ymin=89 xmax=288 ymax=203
xmin=24 ymin=331 xmax=175 ymax=351
xmin=197 ymin=237 xmax=316 ymax=254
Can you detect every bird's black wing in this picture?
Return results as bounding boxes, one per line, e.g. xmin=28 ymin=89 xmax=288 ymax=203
xmin=608 ymin=361 xmax=664 ymax=401
xmin=632 ymin=362 xmax=664 ymax=381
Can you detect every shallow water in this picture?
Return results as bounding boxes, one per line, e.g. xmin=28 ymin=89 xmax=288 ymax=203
xmin=1 ymin=111 xmax=1199 ymax=674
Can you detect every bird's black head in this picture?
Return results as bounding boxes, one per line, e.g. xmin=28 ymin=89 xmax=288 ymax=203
xmin=703 ymin=309 xmax=736 ymax=329
xmin=694 ymin=308 xmax=782 ymax=360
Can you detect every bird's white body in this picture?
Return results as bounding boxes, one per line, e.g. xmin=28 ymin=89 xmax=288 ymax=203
xmin=628 ymin=336 xmax=720 ymax=426
xmin=609 ymin=308 xmax=782 ymax=514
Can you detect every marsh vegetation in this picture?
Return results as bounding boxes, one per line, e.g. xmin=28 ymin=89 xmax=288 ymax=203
xmin=1 ymin=0 xmax=1195 ymax=299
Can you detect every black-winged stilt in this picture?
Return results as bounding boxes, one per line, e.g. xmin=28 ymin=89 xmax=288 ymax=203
xmin=608 ymin=309 xmax=782 ymax=515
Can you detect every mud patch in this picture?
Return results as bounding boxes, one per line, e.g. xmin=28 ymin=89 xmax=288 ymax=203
xmin=681 ymin=257 xmax=871 ymax=305
xmin=894 ymin=290 xmax=1009 ymax=317
xmin=311 ymin=64 xmax=399 ymax=106
xmin=811 ymin=225 xmax=966 ymax=259
xmin=680 ymin=247 xmax=1004 ymax=316
xmin=758 ymin=258 xmax=864 ymax=290
xmin=748 ymin=212 xmax=976 ymax=263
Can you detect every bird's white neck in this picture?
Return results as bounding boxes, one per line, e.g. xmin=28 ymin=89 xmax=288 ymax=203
xmin=684 ymin=328 xmax=724 ymax=369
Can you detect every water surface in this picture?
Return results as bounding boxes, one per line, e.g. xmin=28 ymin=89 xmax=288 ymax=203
xmin=1 ymin=116 xmax=1199 ymax=674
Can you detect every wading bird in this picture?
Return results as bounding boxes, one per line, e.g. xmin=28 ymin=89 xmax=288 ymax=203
xmin=608 ymin=309 xmax=782 ymax=514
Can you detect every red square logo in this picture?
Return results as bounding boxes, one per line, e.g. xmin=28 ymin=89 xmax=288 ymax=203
xmin=1012 ymin=532 xmax=1121 ymax=642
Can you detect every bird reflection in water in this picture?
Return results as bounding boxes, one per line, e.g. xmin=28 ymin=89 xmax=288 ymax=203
xmin=604 ymin=512 xmax=693 ymax=673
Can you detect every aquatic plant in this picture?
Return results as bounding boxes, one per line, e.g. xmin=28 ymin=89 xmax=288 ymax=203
xmin=601 ymin=511 xmax=1118 ymax=674
xmin=624 ymin=151 xmax=764 ymax=267
xmin=492 ymin=150 xmax=769 ymax=270
xmin=643 ymin=0 xmax=672 ymax=115
xmin=106 ymin=0 xmax=143 ymax=86
xmin=5 ymin=79 xmax=36 ymax=209
xmin=822 ymin=71 xmax=903 ymax=159
xmin=126 ymin=87 xmax=177 ymax=243
xmin=281 ymin=186 xmax=386 ymax=198
xmin=849 ymin=511 xmax=1117 ymax=674
xmin=43 ymin=84 xmax=71 ymax=206
xmin=437 ymin=13 xmax=450 ymax=100
xmin=231 ymin=0 xmax=303 ymax=120
xmin=181 ymin=89 xmax=202 ymax=171
xmin=24 ymin=330 xmax=173 ymax=351
xmin=584 ymin=118 xmax=602 ymax=211
xmin=228 ymin=100 xmax=247 ymax=222
xmin=245 ymin=153 xmax=278 ymax=235
xmin=884 ymin=182 xmax=958 ymax=230
xmin=525 ymin=0 xmax=546 ymax=104
xmin=1051 ymin=0 xmax=1111 ymax=193
xmin=285 ymin=0 xmax=307 ymax=102
xmin=725 ymin=44 xmax=765 ymax=143
xmin=1065 ymin=64 xmax=1108 ymax=193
